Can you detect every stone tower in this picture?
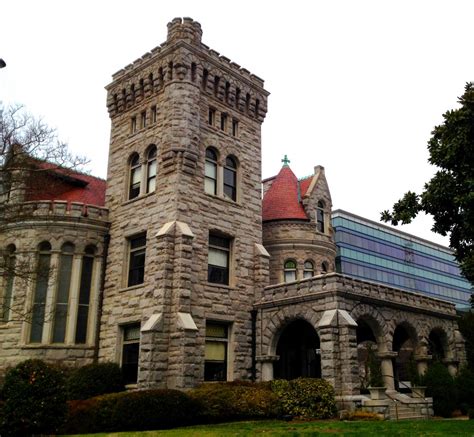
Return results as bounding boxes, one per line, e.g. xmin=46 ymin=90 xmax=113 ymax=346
xmin=99 ymin=18 xmax=269 ymax=388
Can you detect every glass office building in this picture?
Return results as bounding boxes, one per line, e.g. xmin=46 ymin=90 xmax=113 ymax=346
xmin=332 ymin=210 xmax=472 ymax=310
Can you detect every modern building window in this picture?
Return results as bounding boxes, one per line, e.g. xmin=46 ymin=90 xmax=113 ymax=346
xmin=1 ymin=244 xmax=16 ymax=321
xmin=205 ymin=147 xmax=218 ymax=195
xmin=30 ymin=242 xmax=52 ymax=343
xmin=284 ymin=260 xmax=297 ymax=282
xmin=129 ymin=153 xmax=141 ymax=200
xmin=208 ymin=233 xmax=231 ymax=285
xmin=316 ymin=201 xmax=325 ymax=233
xmin=204 ymin=322 xmax=228 ymax=381
xmin=122 ymin=323 xmax=140 ymax=385
xmin=75 ymin=245 xmax=96 ymax=344
xmin=128 ymin=233 xmax=146 ymax=287
xmin=146 ymin=146 xmax=157 ymax=193
xmin=223 ymin=156 xmax=237 ymax=201
xmin=303 ymin=260 xmax=314 ymax=279
xmin=52 ymin=242 xmax=75 ymax=343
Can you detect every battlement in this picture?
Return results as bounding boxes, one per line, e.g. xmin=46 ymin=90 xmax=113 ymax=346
xmin=1 ymin=200 xmax=110 ymax=224
xmin=106 ymin=18 xmax=268 ymax=122
xmin=167 ymin=17 xmax=202 ymax=45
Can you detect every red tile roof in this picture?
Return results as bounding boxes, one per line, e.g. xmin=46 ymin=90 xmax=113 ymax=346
xmin=262 ymin=166 xmax=309 ymax=222
xmin=25 ymin=162 xmax=106 ymax=206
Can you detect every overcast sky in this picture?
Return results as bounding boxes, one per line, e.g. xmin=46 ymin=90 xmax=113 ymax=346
xmin=2 ymin=0 xmax=473 ymax=247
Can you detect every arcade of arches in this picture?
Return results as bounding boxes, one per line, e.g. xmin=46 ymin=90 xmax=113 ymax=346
xmin=255 ymin=275 xmax=465 ymax=397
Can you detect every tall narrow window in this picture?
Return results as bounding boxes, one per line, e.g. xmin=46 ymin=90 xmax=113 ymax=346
xmin=232 ymin=119 xmax=239 ymax=137
xmin=140 ymin=111 xmax=147 ymax=129
xmin=191 ymin=62 xmax=197 ymax=82
xmin=75 ymin=245 xmax=95 ymax=344
xmin=208 ymin=107 xmax=216 ymax=126
xmin=205 ymin=322 xmax=228 ymax=381
xmin=223 ymin=156 xmax=237 ymax=201
xmin=284 ymin=260 xmax=297 ymax=282
xmin=303 ymin=260 xmax=314 ymax=279
xmin=151 ymin=105 xmax=157 ymax=123
xmin=30 ymin=242 xmax=51 ymax=343
xmin=235 ymin=88 xmax=241 ymax=109
xmin=122 ymin=323 xmax=140 ymax=385
xmin=321 ymin=261 xmax=329 ymax=273
xmin=202 ymin=69 xmax=209 ymax=90
xmin=220 ymin=113 xmax=228 ymax=131
xmin=316 ymin=201 xmax=325 ymax=233
xmin=52 ymin=242 xmax=75 ymax=343
xmin=146 ymin=146 xmax=157 ymax=193
xmin=225 ymin=81 xmax=230 ymax=102
xmin=129 ymin=153 xmax=141 ymax=200
xmin=1 ymin=244 xmax=16 ymax=321
xmin=208 ymin=233 xmax=231 ymax=285
xmin=148 ymin=73 xmax=154 ymax=92
xmin=205 ymin=148 xmax=218 ymax=195
xmin=128 ymin=233 xmax=146 ymax=287
xmin=214 ymin=76 xmax=220 ymax=97
xmin=131 ymin=116 xmax=137 ymax=133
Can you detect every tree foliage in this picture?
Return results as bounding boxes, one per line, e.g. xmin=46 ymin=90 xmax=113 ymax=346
xmin=381 ymin=83 xmax=474 ymax=284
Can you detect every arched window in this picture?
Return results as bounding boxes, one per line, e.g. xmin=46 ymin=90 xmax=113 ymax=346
xmin=205 ymin=147 xmax=218 ymax=195
xmin=1 ymin=244 xmax=16 ymax=321
xmin=303 ymin=260 xmax=314 ymax=279
xmin=321 ymin=261 xmax=329 ymax=273
xmin=75 ymin=245 xmax=96 ymax=344
xmin=146 ymin=146 xmax=157 ymax=193
xmin=284 ymin=260 xmax=297 ymax=282
xmin=316 ymin=201 xmax=325 ymax=233
xmin=129 ymin=153 xmax=141 ymax=200
xmin=30 ymin=241 xmax=52 ymax=343
xmin=53 ymin=242 xmax=75 ymax=343
xmin=223 ymin=156 xmax=237 ymax=201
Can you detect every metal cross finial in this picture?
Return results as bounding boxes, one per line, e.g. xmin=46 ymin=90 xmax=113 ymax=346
xmin=281 ymin=155 xmax=290 ymax=166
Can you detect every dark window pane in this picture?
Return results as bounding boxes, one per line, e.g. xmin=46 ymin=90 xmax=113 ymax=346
xmin=122 ymin=342 xmax=139 ymax=385
xmin=75 ymin=306 xmax=89 ymax=344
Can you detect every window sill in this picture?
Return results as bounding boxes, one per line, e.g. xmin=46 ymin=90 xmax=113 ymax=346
xmin=119 ymin=283 xmax=145 ymax=293
xmin=204 ymin=192 xmax=241 ymax=207
xmin=21 ymin=344 xmax=94 ymax=349
xmin=206 ymin=282 xmax=236 ymax=291
xmin=122 ymin=191 xmax=155 ymax=207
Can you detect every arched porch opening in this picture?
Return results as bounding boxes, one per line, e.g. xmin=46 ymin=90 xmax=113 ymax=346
xmin=274 ymin=319 xmax=321 ymax=380
xmin=356 ymin=318 xmax=381 ymax=391
xmin=428 ymin=328 xmax=447 ymax=362
xmin=392 ymin=323 xmax=417 ymax=391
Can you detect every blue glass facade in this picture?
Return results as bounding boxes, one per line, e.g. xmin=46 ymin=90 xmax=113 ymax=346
xmin=332 ymin=210 xmax=472 ymax=310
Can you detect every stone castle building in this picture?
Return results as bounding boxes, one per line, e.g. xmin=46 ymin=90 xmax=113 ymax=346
xmin=0 ymin=18 xmax=465 ymax=411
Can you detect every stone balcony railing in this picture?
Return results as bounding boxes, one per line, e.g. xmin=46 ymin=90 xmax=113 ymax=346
xmin=260 ymin=272 xmax=456 ymax=317
xmin=1 ymin=200 xmax=109 ymax=223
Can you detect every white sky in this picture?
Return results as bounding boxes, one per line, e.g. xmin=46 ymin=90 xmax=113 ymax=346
xmin=2 ymin=0 xmax=473 ymax=247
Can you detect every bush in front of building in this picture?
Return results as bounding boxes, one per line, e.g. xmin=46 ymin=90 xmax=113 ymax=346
xmin=271 ymin=378 xmax=337 ymax=419
xmin=424 ymin=362 xmax=457 ymax=417
xmin=66 ymin=362 xmax=125 ymax=400
xmin=189 ymin=381 xmax=281 ymax=423
xmin=61 ymin=388 xmax=201 ymax=434
xmin=0 ymin=359 xmax=67 ymax=436
xmin=455 ymin=366 xmax=474 ymax=414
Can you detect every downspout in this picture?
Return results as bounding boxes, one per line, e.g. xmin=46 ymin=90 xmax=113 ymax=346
xmin=93 ymin=233 xmax=110 ymax=363
xmin=251 ymin=309 xmax=258 ymax=381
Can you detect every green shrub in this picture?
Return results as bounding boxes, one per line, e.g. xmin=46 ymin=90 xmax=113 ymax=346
xmin=66 ymin=362 xmax=125 ymax=400
xmin=190 ymin=381 xmax=280 ymax=423
xmin=62 ymin=388 xmax=200 ymax=434
xmin=271 ymin=378 xmax=337 ymax=419
xmin=1 ymin=359 xmax=67 ymax=436
xmin=455 ymin=366 xmax=474 ymax=410
xmin=468 ymin=408 xmax=474 ymax=420
xmin=424 ymin=362 xmax=457 ymax=417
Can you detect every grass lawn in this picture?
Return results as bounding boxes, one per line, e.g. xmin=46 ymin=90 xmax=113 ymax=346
xmin=71 ymin=418 xmax=474 ymax=436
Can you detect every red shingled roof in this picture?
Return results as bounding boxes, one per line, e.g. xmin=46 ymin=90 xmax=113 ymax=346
xmin=262 ymin=166 xmax=309 ymax=222
xmin=25 ymin=162 xmax=106 ymax=207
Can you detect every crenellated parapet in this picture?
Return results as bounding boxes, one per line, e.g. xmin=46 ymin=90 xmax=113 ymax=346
xmin=105 ymin=17 xmax=268 ymax=122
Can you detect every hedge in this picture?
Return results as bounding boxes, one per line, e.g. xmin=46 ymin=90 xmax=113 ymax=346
xmin=271 ymin=378 xmax=337 ymax=419
xmin=190 ymin=381 xmax=281 ymax=422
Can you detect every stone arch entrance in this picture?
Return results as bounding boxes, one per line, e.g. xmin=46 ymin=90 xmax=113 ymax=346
xmin=356 ymin=317 xmax=381 ymax=391
xmin=274 ymin=319 xmax=321 ymax=379
xmin=392 ymin=323 xmax=417 ymax=391
xmin=428 ymin=328 xmax=448 ymax=362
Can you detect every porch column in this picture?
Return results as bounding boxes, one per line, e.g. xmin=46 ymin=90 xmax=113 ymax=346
xmin=377 ymin=351 xmax=397 ymax=391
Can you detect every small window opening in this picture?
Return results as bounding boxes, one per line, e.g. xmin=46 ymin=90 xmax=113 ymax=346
xmin=232 ymin=119 xmax=239 ymax=137
xmin=220 ymin=113 xmax=228 ymax=131
xmin=208 ymin=108 xmax=216 ymax=126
